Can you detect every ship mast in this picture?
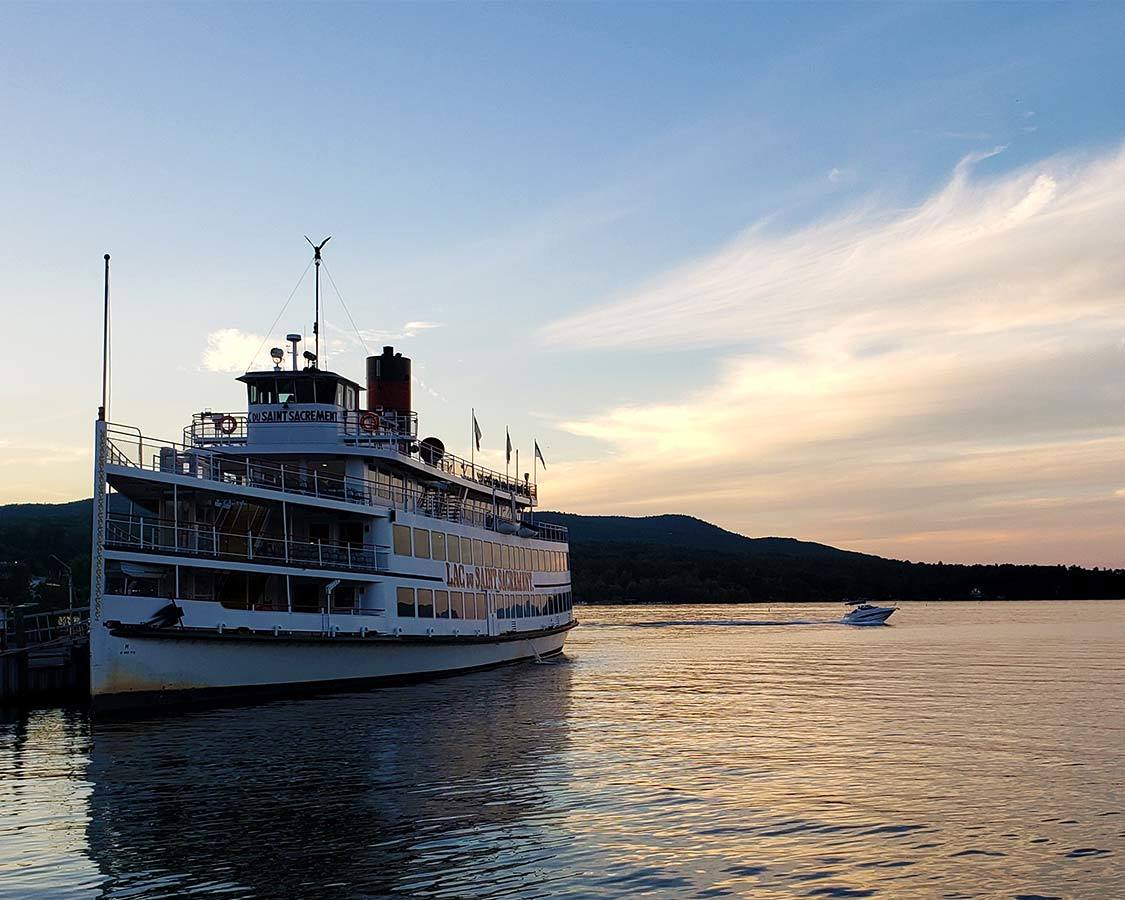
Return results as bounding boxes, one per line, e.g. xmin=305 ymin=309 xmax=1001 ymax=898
xmin=305 ymin=235 xmax=331 ymax=368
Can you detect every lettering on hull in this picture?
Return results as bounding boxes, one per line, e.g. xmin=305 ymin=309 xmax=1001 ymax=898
xmin=249 ymin=410 xmax=340 ymax=424
xmin=446 ymin=563 xmax=533 ymax=592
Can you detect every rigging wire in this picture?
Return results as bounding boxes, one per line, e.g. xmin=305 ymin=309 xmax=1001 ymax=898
xmin=321 ymin=259 xmax=371 ymax=357
xmin=244 ymin=258 xmax=314 ymax=372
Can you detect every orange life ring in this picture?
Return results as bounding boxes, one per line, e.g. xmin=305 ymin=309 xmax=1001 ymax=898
xmin=359 ymin=412 xmax=379 ymax=433
xmin=217 ymin=415 xmax=238 ymax=435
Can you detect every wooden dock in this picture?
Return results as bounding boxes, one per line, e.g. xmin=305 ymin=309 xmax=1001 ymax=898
xmin=0 ymin=607 xmax=89 ymax=704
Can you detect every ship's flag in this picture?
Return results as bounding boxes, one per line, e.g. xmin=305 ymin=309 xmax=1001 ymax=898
xmin=473 ymin=414 xmax=482 ymax=451
xmin=505 ymin=428 xmax=512 ymax=464
xmin=535 ymin=441 xmax=546 ymax=469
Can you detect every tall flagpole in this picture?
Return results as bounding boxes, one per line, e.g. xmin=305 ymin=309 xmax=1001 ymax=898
xmin=99 ymin=254 xmax=110 ymax=421
xmin=471 ymin=407 xmax=475 ymax=477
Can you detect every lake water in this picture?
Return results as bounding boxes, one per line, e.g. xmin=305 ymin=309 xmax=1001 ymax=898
xmin=1 ymin=601 xmax=1122 ymax=898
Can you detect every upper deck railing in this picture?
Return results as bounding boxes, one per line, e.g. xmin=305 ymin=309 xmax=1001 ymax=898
xmin=105 ymin=424 xmax=568 ymax=544
xmin=186 ymin=410 xmax=536 ymax=503
xmin=106 ymin=513 xmax=390 ymax=574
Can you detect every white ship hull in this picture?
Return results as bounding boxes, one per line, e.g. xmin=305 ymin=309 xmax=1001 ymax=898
xmin=92 ymin=599 xmax=571 ymax=712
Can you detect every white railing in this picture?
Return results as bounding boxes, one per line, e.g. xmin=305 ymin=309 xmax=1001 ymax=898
xmin=185 ymin=409 xmax=536 ymax=503
xmin=104 ymin=424 xmax=568 ymax=543
xmin=106 ymin=513 xmax=391 ymax=573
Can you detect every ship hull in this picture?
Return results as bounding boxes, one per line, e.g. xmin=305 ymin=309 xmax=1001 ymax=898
xmin=91 ymin=619 xmax=572 ymax=713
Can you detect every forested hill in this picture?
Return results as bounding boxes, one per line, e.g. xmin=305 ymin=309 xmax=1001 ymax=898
xmin=535 ymin=512 xmax=873 ymax=561
xmin=1 ymin=501 xmax=1123 ymax=606
xmin=535 ymin=512 xmax=1125 ymax=603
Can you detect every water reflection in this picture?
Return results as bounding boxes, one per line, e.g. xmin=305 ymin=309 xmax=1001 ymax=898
xmin=83 ymin=662 xmax=573 ymax=898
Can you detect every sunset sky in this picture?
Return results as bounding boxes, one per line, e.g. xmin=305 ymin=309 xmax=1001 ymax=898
xmin=2 ymin=3 xmax=1124 ymax=566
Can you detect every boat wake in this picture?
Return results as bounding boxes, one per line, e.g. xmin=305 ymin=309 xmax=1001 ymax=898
xmin=630 ymin=618 xmax=831 ymax=628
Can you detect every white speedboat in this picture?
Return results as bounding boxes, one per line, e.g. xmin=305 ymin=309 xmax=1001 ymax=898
xmin=841 ymin=602 xmax=896 ymax=626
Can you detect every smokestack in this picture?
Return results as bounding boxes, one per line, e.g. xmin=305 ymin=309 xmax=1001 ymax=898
xmin=366 ymin=345 xmax=411 ymax=414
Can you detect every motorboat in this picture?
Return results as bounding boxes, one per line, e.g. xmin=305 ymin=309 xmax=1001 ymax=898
xmin=841 ymin=601 xmax=896 ymax=626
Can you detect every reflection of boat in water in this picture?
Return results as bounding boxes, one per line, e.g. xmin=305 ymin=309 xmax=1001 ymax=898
xmin=841 ymin=602 xmax=896 ymax=626
xmin=84 ymin=661 xmax=572 ymax=897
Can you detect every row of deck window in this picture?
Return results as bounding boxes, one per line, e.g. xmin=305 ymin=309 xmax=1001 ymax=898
xmin=395 ymin=587 xmax=573 ymax=619
xmin=392 ymin=525 xmax=568 ymax=571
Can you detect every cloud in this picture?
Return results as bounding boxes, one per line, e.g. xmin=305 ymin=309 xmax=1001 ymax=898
xmin=541 ymin=145 xmax=1125 ymax=566
xmin=402 ymin=321 xmax=443 ymax=334
xmin=201 ymin=328 xmax=268 ymax=373
xmin=353 ymin=321 xmax=446 ymax=345
xmin=541 ymin=145 xmax=1125 ymax=352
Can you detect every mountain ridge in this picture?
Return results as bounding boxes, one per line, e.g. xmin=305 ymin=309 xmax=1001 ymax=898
xmin=2 ymin=500 xmax=1123 ymax=605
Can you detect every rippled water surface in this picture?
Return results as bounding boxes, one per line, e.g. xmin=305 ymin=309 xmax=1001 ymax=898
xmin=1 ymin=601 xmax=1122 ymax=898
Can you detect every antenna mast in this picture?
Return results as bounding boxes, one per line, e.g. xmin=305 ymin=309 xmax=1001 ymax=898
xmin=305 ymin=235 xmax=331 ymax=367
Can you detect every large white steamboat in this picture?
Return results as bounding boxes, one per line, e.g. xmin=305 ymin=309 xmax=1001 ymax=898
xmin=88 ymin=251 xmax=573 ymax=712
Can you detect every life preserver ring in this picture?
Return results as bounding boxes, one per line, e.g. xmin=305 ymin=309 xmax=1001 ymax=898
xmin=217 ymin=415 xmax=238 ymax=435
xmin=359 ymin=412 xmax=379 ymax=433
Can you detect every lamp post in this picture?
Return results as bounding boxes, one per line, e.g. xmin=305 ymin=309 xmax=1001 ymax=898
xmin=49 ymin=555 xmax=74 ymax=609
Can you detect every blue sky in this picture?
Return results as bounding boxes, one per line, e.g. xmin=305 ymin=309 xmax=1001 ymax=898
xmin=3 ymin=2 xmax=1125 ymax=565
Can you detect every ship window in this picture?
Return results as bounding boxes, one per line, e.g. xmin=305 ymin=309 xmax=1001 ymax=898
xmin=413 ymin=529 xmax=431 ymax=559
xmin=435 ymin=590 xmax=449 ymax=619
xmin=450 ymin=591 xmax=462 ymax=619
xmin=417 ymin=588 xmax=434 ymax=617
xmin=249 ymin=382 xmax=277 ymax=405
xmin=513 ymin=597 xmax=522 ymax=619
xmin=295 ymin=379 xmax=315 ymax=403
xmin=476 ymin=593 xmax=486 ymax=619
xmin=393 ymin=525 xmax=412 ymax=556
xmin=336 ymin=384 xmax=345 ymax=406
xmin=346 ymin=386 xmax=357 ymax=409
xmin=397 ymin=587 xmax=415 ymax=617
xmin=277 ymin=379 xmax=297 ymax=404
xmin=467 ymin=538 xmax=478 ymax=565
xmin=315 ymin=379 xmax=336 ymax=404
xmin=483 ymin=542 xmax=494 ymax=567
xmin=564 ymin=553 xmax=569 ymax=571
xmin=502 ymin=544 xmax=511 ymax=569
xmin=431 ymin=532 xmax=446 ymax=561
xmin=447 ymin=534 xmax=461 ymax=563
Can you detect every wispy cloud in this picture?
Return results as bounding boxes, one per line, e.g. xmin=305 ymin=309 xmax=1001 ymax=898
xmin=543 ymin=145 xmax=1125 ymax=565
xmin=201 ymin=328 xmax=269 ymax=373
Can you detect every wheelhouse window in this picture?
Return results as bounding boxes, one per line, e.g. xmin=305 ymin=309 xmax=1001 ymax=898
xmin=315 ymin=379 xmax=337 ymax=404
xmin=276 ymin=380 xmax=296 ymax=404
xmin=248 ymin=381 xmax=277 ymax=405
xmin=295 ymin=379 xmax=315 ymax=403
